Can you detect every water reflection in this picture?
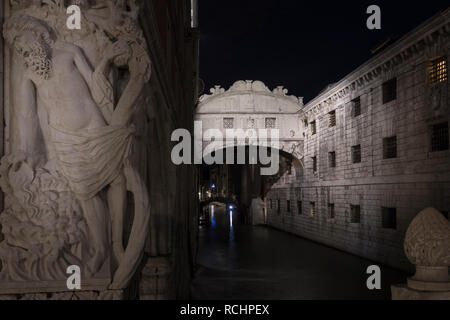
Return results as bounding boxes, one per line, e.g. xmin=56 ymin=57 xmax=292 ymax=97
xmin=229 ymin=210 xmax=233 ymax=229
xmin=211 ymin=205 xmax=216 ymax=228
xmin=205 ymin=204 xmax=239 ymax=234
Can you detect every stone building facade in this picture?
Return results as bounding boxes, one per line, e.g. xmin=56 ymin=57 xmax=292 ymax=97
xmin=0 ymin=0 xmax=199 ymax=300
xmin=266 ymin=9 xmax=450 ymax=271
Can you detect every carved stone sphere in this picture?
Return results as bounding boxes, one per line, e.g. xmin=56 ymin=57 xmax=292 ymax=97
xmin=404 ymin=207 xmax=450 ymax=267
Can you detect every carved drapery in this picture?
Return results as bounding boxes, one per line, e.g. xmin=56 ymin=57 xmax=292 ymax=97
xmin=0 ymin=0 xmax=154 ymax=293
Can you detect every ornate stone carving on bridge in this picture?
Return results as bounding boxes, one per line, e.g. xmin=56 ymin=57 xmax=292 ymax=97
xmin=210 ymin=85 xmax=225 ymax=95
xmin=0 ymin=0 xmax=152 ymax=295
xmin=392 ymin=208 xmax=450 ymax=300
xmin=200 ymin=80 xmax=304 ymax=105
xmin=196 ymin=80 xmax=306 ymax=165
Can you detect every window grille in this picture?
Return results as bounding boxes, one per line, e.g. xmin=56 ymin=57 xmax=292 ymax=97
xmin=383 ymin=136 xmax=397 ymax=159
xmin=428 ymin=56 xmax=448 ymax=85
xmin=352 ymin=145 xmax=361 ymax=164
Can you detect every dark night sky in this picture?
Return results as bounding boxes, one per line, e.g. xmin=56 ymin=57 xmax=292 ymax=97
xmin=199 ymin=1 xmax=449 ymax=103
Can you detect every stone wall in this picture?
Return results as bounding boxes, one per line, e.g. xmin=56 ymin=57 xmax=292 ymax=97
xmin=136 ymin=0 xmax=200 ymax=300
xmin=266 ymin=9 xmax=450 ymax=272
xmin=137 ymin=0 xmax=200 ymax=300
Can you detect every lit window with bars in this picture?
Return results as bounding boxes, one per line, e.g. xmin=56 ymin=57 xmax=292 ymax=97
xmin=428 ymin=56 xmax=448 ymax=85
xmin=350 ymin=205 xmax=361 ymax=223
xmin=310 ymin=121 xmax=317 ymax=135
xmin=329 ymin=151 xmax=336 ymax=168
xmin=265 ymin=118 xmax=277 ymax=129
xmin=431 ymin=122 xmax=449 ymax=152
xmin=383 ymin=136 xmax=397 ymax=159
xmin=353 ymin=97 xmax=361 ymax=117
xmin=352 ymin=145 xmax=361 ymax=164
xmin=223 ymin=118 xmax=234 ymax=129
xmin=329 ymin=110 xmax=336 ymax=127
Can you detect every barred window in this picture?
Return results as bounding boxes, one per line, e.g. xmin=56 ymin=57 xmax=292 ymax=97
xmin=353 ymin=97 xmax=361 ymax=117
xmin=329 ymin=151 xmax=336 ymax=168
xmin=310 ymin=202 xmax=316 ymax=216
xmin=329 ymin=110 xmax=336 ymax=127
xmin=382 ymin=207 xmax=397 ymax=229
xmin=223 ymin=118 xmax=234 ymax=129
xmin=352 ymin=145 xmax=361 ymax=164
xmin=270 ymin=199 xmax=273 ymax=209
xmin=265 ymin=118 xmax=276 ymax=129
xmin=350 ymin=205 xmax=361 ymax=223
xmin=297 ymin=201 xmax=303 ymax=215
xmin=428 ymin=56 xmax=448 ymax=85
xmin=383 ymin=136 xmax=397 ymax=159
xmin=277 ymin=200 xmax=281 ymax=215
xmin=310 ymin=121 xmax=317 ymax=135
xmin=382 ymin=78 xmax=397 ymax=104
xmin=287 ymin=200 xmax=291 ymax=213
xmin=328 ymin=203 xmax=335 ymax=220
xmin=312 ymin=156 xmax=317 ymax=172
xmin=431 ymin=122 xmax=449 ymax=152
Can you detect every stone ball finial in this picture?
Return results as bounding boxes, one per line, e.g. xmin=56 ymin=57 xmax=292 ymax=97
xmin=404 ymin=207 xmax=450 ymax=267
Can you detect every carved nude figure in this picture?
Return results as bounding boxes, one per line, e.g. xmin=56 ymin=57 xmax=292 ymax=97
xmin=3 ymin=13 xmax=151 ymax=289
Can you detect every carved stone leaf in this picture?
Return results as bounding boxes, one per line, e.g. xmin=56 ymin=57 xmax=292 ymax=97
xmin=404 ymin=207 xmax=450 ymax=267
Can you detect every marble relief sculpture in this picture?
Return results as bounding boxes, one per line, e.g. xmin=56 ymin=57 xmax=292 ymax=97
xmin=0 ymin=0 xmax=151 ymax=292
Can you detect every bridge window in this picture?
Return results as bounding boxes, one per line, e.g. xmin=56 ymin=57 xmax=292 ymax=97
xmin=431 ymin=122 xmax=449 ymax=152
xmin=329 ymin=110 xmax=336 ymax=127
xmin=247 ymin=118 xmax=255 ymax=129
xmin=382 ymin=207 xmax=397 ymax=229
xmin=352 ymin=145 xmax=361 ymax=164
xmin=382 ymin=78 xmax=397 ymax=104
xmin=353 ymin=97 xmax=361 ymax=117
xmin=310 ymin=202 xmax=316 ymax=216
xmin=265 ymin=118 xmax=277 ymax=129
xmin=312 ymin=156 xmax=317 ymax=173
xmin=383 ymin=136 xmax=397 ymax=159
xmin=297 ymin=201 xmax=303 ymax=215
xmin=223 ymin=118 xmax=234 ymax=129
xmin=328 ymin=203 xmax=335 ymax=220
xmin=329 ymin=151 xmax=336 ymax=168
xmin=350 ymin=205 xmax=361 ymax=223
xmin=428 ymin=55 xmax=447 ymax=85
xmin=310 ymin=121 xmax=317 ymax=135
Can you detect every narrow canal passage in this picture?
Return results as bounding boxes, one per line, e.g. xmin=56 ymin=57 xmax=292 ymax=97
xmin=191 ymin=205 xmax=407 ymax=300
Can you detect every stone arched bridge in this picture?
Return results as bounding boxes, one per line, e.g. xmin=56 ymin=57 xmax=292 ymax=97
xmin=195 ymin=80 xmax=306 ymax=168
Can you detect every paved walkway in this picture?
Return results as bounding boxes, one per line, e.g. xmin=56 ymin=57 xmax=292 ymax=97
xmin=191 ymin=205 xmax=408 ymax=300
